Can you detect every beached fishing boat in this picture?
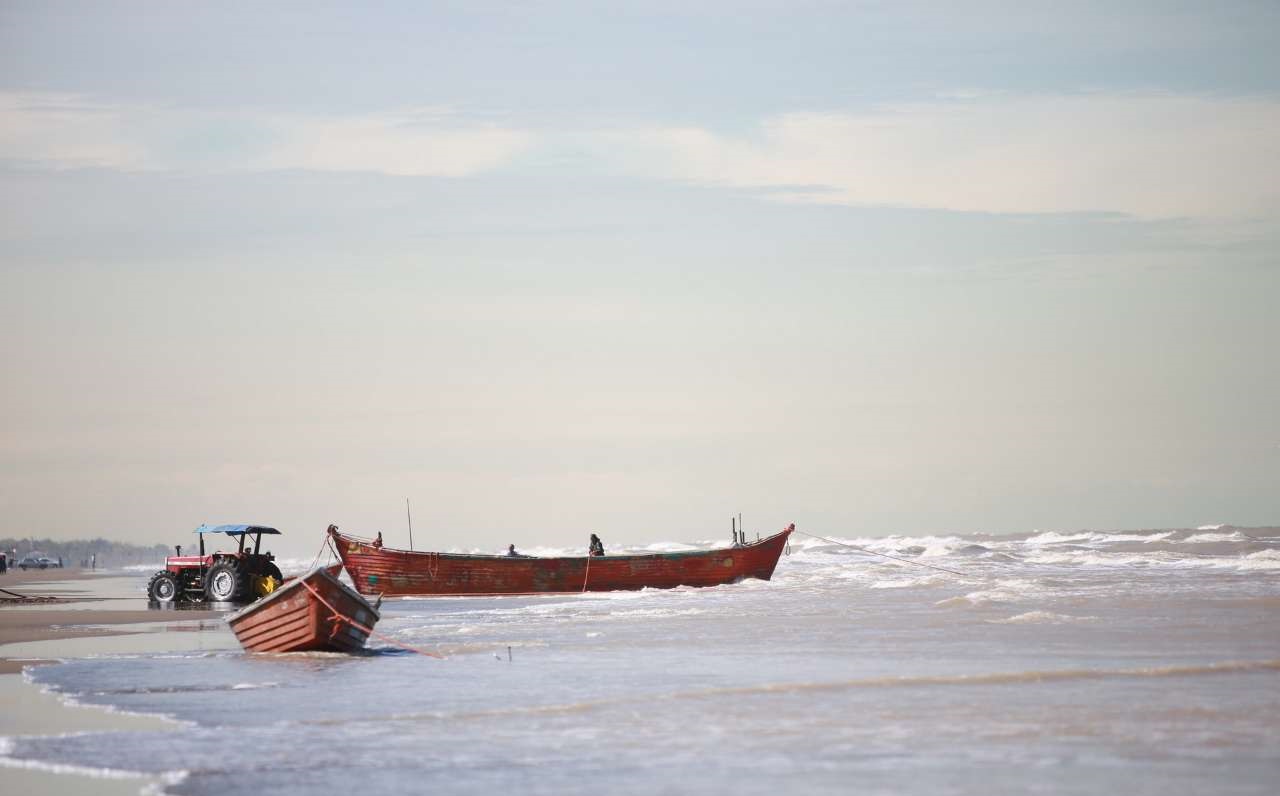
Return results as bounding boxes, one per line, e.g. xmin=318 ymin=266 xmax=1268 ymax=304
xmin=326 ymin=523 xmax=794 ymax=597
xmin=226 ymin=565 xmax=381 ymax=653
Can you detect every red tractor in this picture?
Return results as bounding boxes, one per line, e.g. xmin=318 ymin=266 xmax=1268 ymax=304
xmin=147 ymin=524 xmax=285 ymax=604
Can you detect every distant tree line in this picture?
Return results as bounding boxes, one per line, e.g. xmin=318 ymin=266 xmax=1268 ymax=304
xmin=0 ymin=537 xmax=170 ymax=568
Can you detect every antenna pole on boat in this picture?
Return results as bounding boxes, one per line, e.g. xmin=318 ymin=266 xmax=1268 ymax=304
xmin=739 ymin=513 xmax=743 ymax=545
xmin=406 ymin=498 xmax=415 ymax=551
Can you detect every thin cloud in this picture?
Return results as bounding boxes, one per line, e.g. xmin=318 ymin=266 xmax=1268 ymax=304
xmin=600 ymin=94 xmax=1280 ymax=220
xmin=4 ymin=91 xmax=1278 ymax=221
xmin=0 ymin=93 xmax=531 ymax=177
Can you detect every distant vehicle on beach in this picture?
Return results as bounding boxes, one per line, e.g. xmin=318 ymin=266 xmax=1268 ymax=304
xmin=17 ymin=553 xmax=60 ymax=570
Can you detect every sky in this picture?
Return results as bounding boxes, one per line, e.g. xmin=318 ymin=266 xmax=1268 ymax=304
xmin=2 ymin=1 xmax=1278 ymax=556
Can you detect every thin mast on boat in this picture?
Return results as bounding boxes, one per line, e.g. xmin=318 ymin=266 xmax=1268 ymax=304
xmin=406 ymin=498 xmax=415 ymax=551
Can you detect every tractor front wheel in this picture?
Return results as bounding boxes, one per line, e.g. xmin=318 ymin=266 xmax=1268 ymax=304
xmin=205 ymin=561 xmax=248 ymax=603
xmin=147 ymin=571 xmax=180 ymax=604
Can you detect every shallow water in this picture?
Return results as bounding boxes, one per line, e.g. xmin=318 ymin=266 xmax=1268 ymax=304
xmin=5 ymin=527 xmax=1280 ymax=794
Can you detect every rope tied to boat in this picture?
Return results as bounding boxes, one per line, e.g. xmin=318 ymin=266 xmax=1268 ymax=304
xmin=307 ymin=533 xmax=340 ymax=572
xmin=298 ymin=579 xmax=444 ymax=659
xmin=792 ymin=530 xmax=973 ymax=578
xmin=581 ymin=551 xmax=592 ymax=593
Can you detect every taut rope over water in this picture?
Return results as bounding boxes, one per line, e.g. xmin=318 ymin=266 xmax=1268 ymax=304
xmin=792 ymin=530 xmax=973 ymax=578
xmin=307 ymin=533 xmax=338 ymax=572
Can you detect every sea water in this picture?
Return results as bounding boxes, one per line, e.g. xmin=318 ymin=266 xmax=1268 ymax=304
xmin=4 ymin=527 xmax=1278 ymax=794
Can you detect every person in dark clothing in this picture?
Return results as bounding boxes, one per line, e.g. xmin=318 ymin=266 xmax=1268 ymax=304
xmin=507 ymin=544 xmax=519 ymax=557
xmin=588 ymin=533 xmax=605 ymax=557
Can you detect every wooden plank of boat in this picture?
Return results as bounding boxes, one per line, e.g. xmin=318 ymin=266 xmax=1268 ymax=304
xmin=226 ymin=565 xmax=381 ymax=653
xmin=327 ymin=523 xmax=794 ymax=598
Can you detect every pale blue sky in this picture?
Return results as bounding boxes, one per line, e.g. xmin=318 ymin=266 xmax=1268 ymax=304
xmin=2 ymin=2 xmax=1277 ymax=553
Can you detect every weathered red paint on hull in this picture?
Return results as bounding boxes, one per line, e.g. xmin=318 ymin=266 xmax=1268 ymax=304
xmin=226 ymin=565 xmax=380 ymax=652
xmin=328 ymin=525 xmax=793 ymax=597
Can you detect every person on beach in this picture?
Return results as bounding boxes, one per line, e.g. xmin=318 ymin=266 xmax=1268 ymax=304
xmin=588 ymin=534 xmax=605 ymax=557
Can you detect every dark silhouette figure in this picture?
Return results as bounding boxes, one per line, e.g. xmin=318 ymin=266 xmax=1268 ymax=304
xmin=588 ymin=533 xmax=605 ymax=557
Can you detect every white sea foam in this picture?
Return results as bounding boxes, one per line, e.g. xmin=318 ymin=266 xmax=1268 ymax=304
xmin=640 ymin=541 xmax=703 ymax=553
xmin=987 ymin=611 xmax=1099 ymax=625
xmin=1238 ymin=550 xmax=1280 ymax=571
xmin=143 ymin=771 xmax=190 ymax=796
xmin=0 ymin=736 xmax=187 ymax=787
xmin=607 ymin=607 xmax=706 ymax=619
xmin=1023 ymin=530 xmax=1180 ymax=546
xmin=1024 ymin=531 xmax=1100 ymax=545
xmin=1101 ymin=531 xmax=1175 ymax=543
xmin=936 ymin=579 xmax=1045 ymax=607
xmin=915 ymin=539 xmax=970 ymax=558
xmin=1023 ymin=550 xmax=1190 ymax=568
xmin=272 ymin=557 xmax=321 ymax=576
xmin=868 ymin=574 xmax=951 ymax=589
xmin=1183 ymin=532 xmax=1245 ymax=544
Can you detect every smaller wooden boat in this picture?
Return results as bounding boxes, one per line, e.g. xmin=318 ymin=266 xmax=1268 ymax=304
xmin=226 ymin=565 xmax=381 ymax=653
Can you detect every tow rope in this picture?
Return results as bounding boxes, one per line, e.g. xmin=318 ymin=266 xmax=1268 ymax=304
xmin=0 ymin=586 xmax=60 ymax=603
xmin=792 ymin=530 xmax=973 ymax=578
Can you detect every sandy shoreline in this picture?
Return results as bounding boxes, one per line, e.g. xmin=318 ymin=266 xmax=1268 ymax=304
xmin=0 ymin=567 xmax=219 ymax=671
xmin=0 ymin=568 xmax=228 ymax=795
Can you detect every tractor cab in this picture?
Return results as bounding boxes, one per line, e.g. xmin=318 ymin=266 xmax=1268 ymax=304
xmin=148 ymin=524 xmax=285 ymax=605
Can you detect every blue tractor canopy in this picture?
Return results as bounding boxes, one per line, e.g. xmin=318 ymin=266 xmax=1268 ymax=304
xmin=193 ymin=524 xmax=282 ymax=556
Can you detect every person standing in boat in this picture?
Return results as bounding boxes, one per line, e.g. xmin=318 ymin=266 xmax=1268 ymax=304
xmin=588 ymin=533 xmax=605 ymax=557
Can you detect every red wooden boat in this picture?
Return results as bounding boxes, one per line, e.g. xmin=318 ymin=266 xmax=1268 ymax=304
xmin=226 ymin=564 xmax=381 ymax=652
xmin=327 ymin=523 xmax=794 ymax=597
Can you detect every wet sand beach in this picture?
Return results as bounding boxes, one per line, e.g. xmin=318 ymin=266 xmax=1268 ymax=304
xmin=1 ymin=568 xmax=223 ymax=795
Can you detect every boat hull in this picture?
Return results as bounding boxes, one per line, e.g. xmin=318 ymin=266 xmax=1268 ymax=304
xmin=328 ymin=525 xmax=793 ymax=597
xmin=226 ymin=565 xmax=380 ymax=652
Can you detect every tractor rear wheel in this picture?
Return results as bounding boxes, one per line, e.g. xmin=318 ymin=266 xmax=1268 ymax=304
xmin=205 ymin=561 xmax=248 ymax=603
xmin=147 ymin=571 xmax=180 ymax=604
